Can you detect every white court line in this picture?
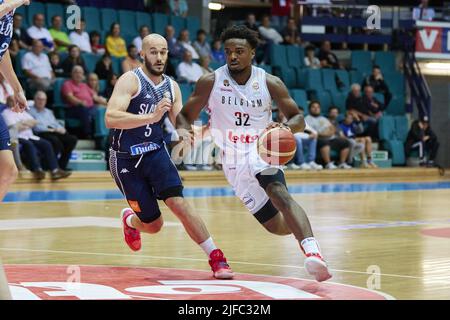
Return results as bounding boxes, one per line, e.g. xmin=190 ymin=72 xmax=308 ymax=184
xmin=0 ymin=246 xmax=430 ymax=281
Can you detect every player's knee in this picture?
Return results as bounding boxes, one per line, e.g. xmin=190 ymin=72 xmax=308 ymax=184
xmin=142 ymin=218 xmax=163 ymax=234
xmin=266 ymin=182 xmax=292 ymax=212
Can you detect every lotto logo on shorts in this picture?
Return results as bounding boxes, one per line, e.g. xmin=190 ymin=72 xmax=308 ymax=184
xmin=128 ymin=200 xmax=142 ymax=213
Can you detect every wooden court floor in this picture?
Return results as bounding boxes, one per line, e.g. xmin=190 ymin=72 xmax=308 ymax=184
xmin=1 ymin=169 xmax=450 ymax=300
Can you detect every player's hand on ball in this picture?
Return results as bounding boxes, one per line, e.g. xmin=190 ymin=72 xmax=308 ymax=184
xmin=265 ymin=122 xmax=291 ymax=131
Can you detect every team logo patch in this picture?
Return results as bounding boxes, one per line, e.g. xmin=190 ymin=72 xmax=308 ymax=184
xmin=128 ymin=200 xmax=141 ymax=213
xmin=242 ymin=193 xmax=255 ymax=210
xmin=5 ymin=265 xmax=394 ymax=300
xmin=223 ymin=79 xmax=230 ymax=87
xmin=252 ymin=81 xmax=259 ymax=90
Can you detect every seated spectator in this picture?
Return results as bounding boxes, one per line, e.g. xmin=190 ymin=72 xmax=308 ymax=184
xmin=318 ymin=40 xmax=342 ymax=69
xmin=165 ymin=25 xmax=184 ymax=60
xmin=304 ymin=45 xmax=321 ymax=69
xmin=133 ymin=25 xmax=151 ymax=53
xmin=89 ymin=31 xmax=105 ymax=56
xmin=69 ymin=19 xmax=92 ymax=54
xmin=62 ymin=66 xmax=104 ymax=138
xmin=49 ymin=15 xmax=71 ymax=52
xmin=193 ymin=29 xmax=212 ymax=59
xmin=28 ymin=91 xmax=78 ymax=171
xmin=27 ymin=14 xmax=54 ymax=51
xmin=177 ymin=29 xmax=199 ymax=59
xmin=105 ymin=23 xmax=127 ymax=58
xmin=412 ymin=0 xmax=435 ymax=21
xmin=48 ymin=51 xmax=65 ymax=78
xmin=258 ymin=15 xmax=283 ymax=45
xmin=305 ymin=101 xmax=351 ymax=169
xmin=176 ymin=50 xmax=203 ymax=84
xmin=95 ymin=53 xmax=114 ymax=80
xmin=87 ymin=73 xmax=108 ymax=106
xmin=199 ymin=56 xmax=213 ymax=75
xmin=169 ymin=0 xmax=188 ymax=17
xmin=405 ymin=116 xmax=439 ymax=167
xmin=121 ymin=45 xmax=142 ymax=73
xmin=1 ymin=99 xmax=70 ymax=180
xmin=211 ymin=39 xmax=225 ymax=65
xmin=362 ymin=65 xmax=392 ymax=107
xmin=340 ymin=111 xmax=377 ymax=168
xmin=12 ymin=13 xmax=32 ymax=51
xmin=245 ymin=13 xmax=259 ymax=33
xmin=362 ymin=85 xmax=385 ymax=119
xmin=61 ymin=45 xmax=88 ymax=77
xmin=22 ymin=40 xmax=55 ymax=93
xmin=281 ymin=17 xmax=302 ymax=46
xmin=104 ymin=73 xmax=118 ymax=100
xmin=346 ymin=83 xmax=363 ymax=111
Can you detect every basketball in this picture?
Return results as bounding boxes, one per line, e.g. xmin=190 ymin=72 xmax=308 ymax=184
xmin=257 ymin=127 xmax=297 ymax=165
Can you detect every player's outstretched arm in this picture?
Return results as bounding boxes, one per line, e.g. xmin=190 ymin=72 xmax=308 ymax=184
xmin=105 ymin=72 xmax=171 ymax=130
xmin=266 ymin=73 xmax=305 ymax=134
xmin=177 ymin=73 xmax=214 ymax=130
xmin=0 ymin=0 xmax=29 ymax=18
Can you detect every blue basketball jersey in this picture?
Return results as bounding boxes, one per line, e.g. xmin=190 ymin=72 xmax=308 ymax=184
xmin=111 ymin=68 xmax=175 ymax=156
xmin=0 ymin=1 xmax=14 ymax=61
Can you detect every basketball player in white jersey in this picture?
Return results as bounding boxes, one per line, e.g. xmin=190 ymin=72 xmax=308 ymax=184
xmin=0 ymin=0 xmax=31 ymax=300
xmin=105 ymin=34 xmax=234 ymax=279
xmin=179 ymin=26 xmax=332 ymax=282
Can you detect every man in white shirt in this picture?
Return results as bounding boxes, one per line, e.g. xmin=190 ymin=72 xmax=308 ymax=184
xmin=258 ymin=15 xmax=283 ymax=44
xmin=177 ymin=29 xmax=199 ymax=59
xmin=133 ymin=25 xmax=150 ymax=53
xmin=412 ymin=0 xmax=435 ymax=21
xmin=26 ymin=13 xmax=54 ymax=51
xmin=21 ymin=40 xmax=55 ymax=92
xmin=176 ymin=50 xmax=203 ymax=84
xmin=69 ymin=19 xmax=92 ymax=53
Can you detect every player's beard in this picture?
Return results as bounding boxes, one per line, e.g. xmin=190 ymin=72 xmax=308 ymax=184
xmin=146 ymin=60 xmax=166 ymax=76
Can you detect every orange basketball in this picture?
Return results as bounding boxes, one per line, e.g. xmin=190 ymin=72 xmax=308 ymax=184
xmin=257 ymin=127 xmax=297 ymax=165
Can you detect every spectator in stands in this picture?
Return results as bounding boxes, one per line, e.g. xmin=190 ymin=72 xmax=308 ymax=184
xmin=27 ymin=14 xmax=55 ymax=51
xmin=211 ymin=39 xmax=225 ymax=65
xmin=62 ymin=66 xmax=104 ymax=138
xmin=271 ymin=0 xmax=292 ymax=31
xmin=244 ymin=13 xmax=259 ymax=33
xmin=89 ymin=31 xmax=105 ymax=56
xmin=87 ymin=73 xmax=108 ymax=106
xmin=177 ymin=29 xmax=199 ymax=59
xmin=340 ymin=111 xmax=377 ymax=168
xmin=169 ymin=0 xmax=188 ymax=17
xmin=176 ymin=50 xmax=203 ymax=84
xmin=304 ymin=45 xmax=321 ymax=69
xmin=362 ymin=85 xmax=385 ymax=119
xmin=193 ymin=29 xmax=212 ymax=59
xmin=61 ymin=45 xmax=88 ymax=78
xmin=1 ymin=98 xmax=71 ymax=180
xmin=281 ymin=17 xmax=302 ymax=46
xmin=95 ymin=53 xmax=114 ymax=80
xmin=22 ymin=40 xmax=55 ymax=93
xmin=49 ymin=15 xmax=71 ymax=53
xmin=28 ymin=91 xmax=78 ymax=171
xmin=258 ymin=15 xmax=283 ymax=45
xmin=69 ymin=19 xmax=92 ymax=54
xmin=105 ymin=23 xmax=127 ymax=58
xmin=12 ymin=13 xmax=32 ymax=51
xmin=318 ymin=40 xmax=342 ymax=69
xmin=165 ymin=25 xmax=184 ymax=59
xmin=121 ymin=45 xmax=142 ymax=73
xmin=104 ymin=73 xmax=118 ymax=100
xmin=199 ymin=56 xmax=213 ymax=75
xmin=362 ymin=65 xmax=392 ymax=107
xmin=412 ymin=0 xmax=435 ymax=21
xmin=405 ymin=116 xmax=439 ymax=167
xmin=346 ymin=83 xmax=363 ymax=111
xmin=305 ymin=101 xmax=352 ymax=169
xmin=49 ymin=51 xmax=65 ymax=78
xmin=8 ymin=38 xmax=20 ymax=68
xmin=133 ymin=25 xmax=150 ymax=53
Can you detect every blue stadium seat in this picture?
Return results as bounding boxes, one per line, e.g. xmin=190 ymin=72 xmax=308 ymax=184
xmin=169 ymin=16 xmax=186 ymax=38
xmin=394 ymin=115 xmax=409 ymax=142
xmin=82 ymin=7 xmax=101 ymax=33
xmin=27 ymin=2 xmax=46 ymax=27
xmin=124 ymin=34 xmax=136 ymax=46
xmin=384 ymin=72 xmax=405 ymax=96
xmin=100 ymin=8 xmax=118 ymax=32
xmin=321 ymin=69 xmax=338 ymax=94
xmin=118 ymin=10 xmax=137 ymax=36
xmin=349 ymin=70 xmax=364 ymax=86
xmin=111 ymin=57 xmax=124 ymax=75
xmin=270 ymin=44 xmax=288 ymax=69
xmin=384 ymin=140 xmax=406 ymax=165
xmin=45 ymin=3 xmax=64 ymax=27
xmin=385 ymin=96 xmax=406 ymax=115
xmin=99 ymin=80 xmax=107 ymax=95
xmin=351 ymin=50 xmax=372 ymax=76
xmin=136 ymin=12 xmax=152 ymax=32
xmin=82 ymin=53 xmax=100 ymax=73
xmin=335 ymin=69 xmax=350 ymax=92
xmin=316 ymin=91 xmax=332 ymax=112
xmin=301 ymin=69 xmax=323 ymax=93
xmin=53 ymin=78 xmax=67 ymax=108
xmin=374 ymin=51 xmax=396 ymax=74
xmin=209 ymin=61 xmax=222 ymax=70
xmin=290 ymin=89 xmax=308 ymax=110
xmin=286 ymin=45 xmax=304 ymax=69
xmin=331 ymin=92 xmax=347 ymax=114
xmin=186 ymin=16 xmax=200 ymax=41
xmin=278 ymin=67 xmax=296 ymax=89
xmin=152 ymin=13 xmax=169 ymax=36
xmin=94 ymin=107 xmax=109 ymax=138
xmin=378 ymin=115 xmax=395 ymax=141
xmin=257 ymin=64 xmax=272 ymax=74
xmin=179 ymin=83 xmax=193 ymax=105
xmin=373 ymin=92 xmax=385 ymax=105
xmin=379 ymin=115 xmax=406 ymax=165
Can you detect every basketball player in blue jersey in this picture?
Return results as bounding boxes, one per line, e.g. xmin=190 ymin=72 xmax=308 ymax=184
xmin=0 ymin=0 xmax=31 ymax=301
xmin=105 ymin=34 xmax=234 ymax=279
xmin=179 ymin=26 xmax=332 ymax=282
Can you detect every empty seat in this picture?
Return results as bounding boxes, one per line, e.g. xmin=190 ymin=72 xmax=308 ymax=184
xmin=118 ymin=10 xmax=137 ymax=36
xmin=385 ymin=96 xmax=406 ymax=115
xmin=179 ymin=83 xmax=193 ymax=105
xmin=286 ymin=45 xmax=304 ymax=69
xmin=394 ymin=115 xmax=409 ymax=142
xmin=136 ymin=12 xmax=152 ymax=32
xmin=27 ymin=2 xmax=46 ymax=27
xmin=378 ymin=115 xmax=395 ymax=141
xmin=278 ymin=67 xmax=296 ymax=89
xmin=349 ymin=70 xmax=364 ymax=86
xmin=53 ymin=78 xmax=67 ymax=108
xmin=316 ymin=91 xmax=332 ymax=112
xmin=302 ymin=69 xmax=323 ymax=92
xmin=100 ymin=8 xmax=118 ymax=32
xmin=290 ymin=89 xmax=308 ymax=109
xmin=152 ymin=13 xmax=169 ymax=36
xmin=270 ymin=44 xmax=288 ymax=68
xmin=335 ymin=69 xmax=350 ymax=92
xmin=186 ymin=16 xmax=200 ymax=41
xmin=351 ymin=50 xmax=372 ymax=76
xmin=374 ymin=51 xmax=396 ymax=74
xmin=331 ymin=92 xmax=347 ymax=114
xmin=169 ymin=15 xmax=186 ymax=38
xmin=321 ymin=68 xmax=338 ymax=94
xmin=257 ymin=64 xmax=272 ymax=74
xmin=82 ymin=7 xmax=101 ymax=33
xmin=82 ymin=53 xmax=100 ymax=73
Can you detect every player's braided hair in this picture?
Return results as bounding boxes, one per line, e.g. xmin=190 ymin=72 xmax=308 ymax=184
xmin=220 ymin=25 xmax=260 ymax=49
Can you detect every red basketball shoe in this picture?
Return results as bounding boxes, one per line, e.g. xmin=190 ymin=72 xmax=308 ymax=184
xmin=120 ymin=208 xmax=141 ymax=252
xmin=304 ymin=253 xmax=332 ymax=282
xmin=209 ymin=249 xmax=234 ymax=279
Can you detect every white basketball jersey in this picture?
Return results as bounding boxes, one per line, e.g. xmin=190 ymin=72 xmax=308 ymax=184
xmin=206 ymin=65 xmax=272 ymax=155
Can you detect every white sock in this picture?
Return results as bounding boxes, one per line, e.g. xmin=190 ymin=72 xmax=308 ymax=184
xmin=199 ymin=237 xmax=217 ymax=258
xmin=300 ymin=237 xmax=322 ymax=256
xmin=125 ymin=214 xmax=135 ymax=229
